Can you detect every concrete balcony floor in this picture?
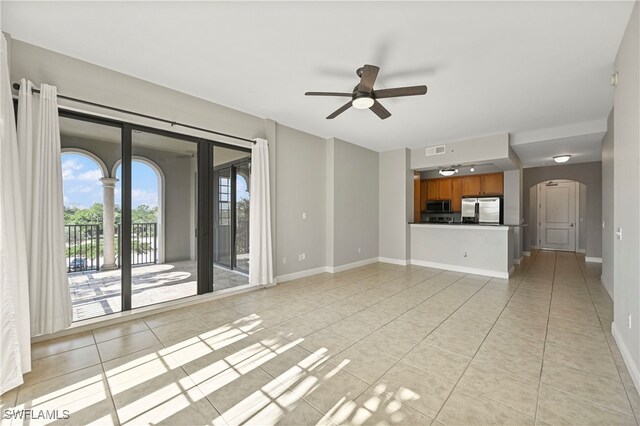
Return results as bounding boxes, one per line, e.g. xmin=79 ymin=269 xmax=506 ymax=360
xmin=68 ymin=260 xmax=248 ymax=322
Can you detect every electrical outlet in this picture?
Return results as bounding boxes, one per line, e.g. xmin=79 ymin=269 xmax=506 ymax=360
xmin=602 ymin=221 xmax=605 ymax=229
xmin=358 ymin=247 xmax=362 ymax=253
xmin=301 ymin=253 xmax=306 ymax=260
xmin=628 ymin=314 xmax=632 ymax=329
xmin=302 ymin=212 xmax=307 ymax=220
xmin=464 ymin=251 xmax=468 ymax=258
xmin=282 ymin=257 xmax=287 ymax=264
xmin=616 ymin=227 xmax=623 ymax=240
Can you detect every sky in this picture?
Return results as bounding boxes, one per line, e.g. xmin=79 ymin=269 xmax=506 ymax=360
xmin=62 ymin=152 xmax=249 ymax=209
xmin=62 ymin=153 xmax=158 ymax=209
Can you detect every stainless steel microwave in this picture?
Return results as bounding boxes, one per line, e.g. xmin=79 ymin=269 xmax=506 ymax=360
xmin=425 ymin=200 xmax=452 ymax=213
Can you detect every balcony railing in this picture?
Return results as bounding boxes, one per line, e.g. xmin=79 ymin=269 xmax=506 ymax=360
xmin=65 ymin=223 xmax=158 ymax=273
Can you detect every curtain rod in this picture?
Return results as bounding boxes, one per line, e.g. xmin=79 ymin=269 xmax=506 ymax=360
xmin=11 ymin=82 xmax=256 ymax=145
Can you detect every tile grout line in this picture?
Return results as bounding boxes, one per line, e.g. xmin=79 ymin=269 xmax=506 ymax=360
xmin=533 ymin=250 xmax=558 ymax=423
xmin=92 ymin=330 xmax=123 ymax=426
xmin=427 ymin=251 xmax=539 ymax=423
xmin=253 ymin=269 xmax=471 ymax=420
xmin=576 ymin=254 xmax=640 ymax=424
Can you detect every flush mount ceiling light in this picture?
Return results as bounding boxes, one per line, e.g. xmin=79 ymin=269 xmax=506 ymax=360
xmin=351 ymin=96 xmax=375 ymax=109
xmin=439 ymin=167 xmax=458 ymax=177
xmin=553 ymin=155 xmax=571 ymax=163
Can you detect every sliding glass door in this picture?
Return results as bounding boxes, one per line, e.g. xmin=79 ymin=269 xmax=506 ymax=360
xmin=58 ymin=111 xmax=251 ymax=321
xmin=212 ymin=146 xmax=251 ymax=291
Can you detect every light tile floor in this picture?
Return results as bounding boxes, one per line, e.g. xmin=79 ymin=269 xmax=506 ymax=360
xmin=2 ymin=251 xmax=639 ymax=425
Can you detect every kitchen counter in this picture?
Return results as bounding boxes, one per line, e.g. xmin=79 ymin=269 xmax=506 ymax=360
xmin=410 ymin=223 xmax=509 ymax=229
xmin=410 ymin=223 xmax=515 ymax=278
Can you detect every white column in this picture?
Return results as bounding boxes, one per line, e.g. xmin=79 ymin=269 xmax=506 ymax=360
xmin=100 ymin=177 xmax=118 ymax=270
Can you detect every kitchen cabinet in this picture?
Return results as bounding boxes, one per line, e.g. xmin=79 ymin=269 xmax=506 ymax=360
xmin=437 ymin=178 xmax=452 ymax=200
xmin=420 ymin=180 xmax=428 ymax=211
xmin=451 ymin=178 xmax=462 ymax=212
xmin=481 ymin=173 xmax=503 ymax=195
xmin=462 ymin=176 xmax=482 ymax=196
xmin=414 ymin=173 xmax=421 ymax=222
xmin=426 ymin=180 xmax=438 ymax=200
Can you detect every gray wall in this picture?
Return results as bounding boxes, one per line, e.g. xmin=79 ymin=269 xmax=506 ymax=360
xmin=327 ymin=138 xmax=379 ymax=268
xmin=420 ymin=164 xmax=500 ymax=179
xmin=579 ymin=183 xmax=587 ymax=252
xmin=379 ymin=148 xmax=412 ymax=262
xmin=411 ymin=133 xmax=511 ymax=171
xmin=601 ymin=109 xmax=614 ymax=297
xmin=274 ymin=124 xmax=327 ymax=275
xmin=10 ymin=38 xmax=382 ymax=282
xmin=613 ymin=2 xmax=639 ymax=386
xmin=503 ymin=169 xmax=523 ymax=260
xmin=523 ymin=162 xmax=602 ymax=258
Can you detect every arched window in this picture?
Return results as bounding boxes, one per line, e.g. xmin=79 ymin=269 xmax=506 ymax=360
xmin=61 ymin=150 xmax=107 ymax=214
xmin=114 ymin=157 xmax=165 ymax=263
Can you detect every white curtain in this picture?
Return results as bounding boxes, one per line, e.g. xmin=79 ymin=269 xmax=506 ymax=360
xmin=0 ymin=33 xmax=31 ymax=393
xmin=17 ymin=79 xmax=72 ymax=336
xmin=249 ymin=138 xmax=274 ymax=286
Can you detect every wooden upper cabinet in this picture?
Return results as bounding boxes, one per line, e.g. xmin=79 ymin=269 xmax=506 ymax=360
xmin=413 ymin=173 xmax=421 ymax=222
xmin=420 ymin=180 xmax=428 ymax=211
xmin=481 ymin=173 xmax=503 ymax=195
xmin=462 ymin=176 xmax=482 ymax=196
xmin=426 ymin=180 xmax=439 ymax=200
xmin=437 ymin=178 xmax=452 ymax=200
xmin=451 ymin=178 xmax=462 ymax=212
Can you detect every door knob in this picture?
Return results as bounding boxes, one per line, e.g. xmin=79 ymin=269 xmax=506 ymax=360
xmin=570 ymin=223 xmax=574 ymax=227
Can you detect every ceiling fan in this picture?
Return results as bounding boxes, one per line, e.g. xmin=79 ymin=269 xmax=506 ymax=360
xmin=305 ymin=64 xmax=428 ymax=120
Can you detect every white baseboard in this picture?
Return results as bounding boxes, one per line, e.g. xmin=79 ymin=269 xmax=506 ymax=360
xmin=508 ymin=265 xmax=515 ymax=276
xmin=514 ymin=256 xmax=523 ymax=265
xmin=378 ymin=257 xmax=408 ymax=266
xmin=522 ymin=251 xmax=531 ymax=256
xmin=585 ymin=256 xmax=603 ymax=263
xmin=612 ymin=322 xmax=640 ymax=396
xmin=409 ymin=259 xmax=509 ymax=279
xmin=327 ymin=257 xmax=378 ymax=273
xmin=276 ymin=266 xmax=327 ymax=283
xmin=600 ymin=275 xmax=613 ymax=299
xmin=576 ymin=248 xmax=586 ymax=254
xmin=530 ymin=245 xmax=538 ymax=249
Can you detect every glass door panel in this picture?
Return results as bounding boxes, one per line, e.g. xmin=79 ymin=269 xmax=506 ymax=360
xmin=128 ymin=130 xmax=198 ymax=309
xmin=59 ymin=116 xmax=122 ymax=321
xmin=235 ymin=162 xmax=250 ymax=273
xmin=213 ymin=167 xmax=233 ymax=269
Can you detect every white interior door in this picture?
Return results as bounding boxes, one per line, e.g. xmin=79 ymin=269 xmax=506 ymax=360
xmin=539 ymin=181 xmax=576 ymax=251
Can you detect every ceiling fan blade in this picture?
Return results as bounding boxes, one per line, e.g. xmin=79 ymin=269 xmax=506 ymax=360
xmin=358 ymin=64 xmax=379 ymax=93
xmin=370 ymin=100 xmax=391 ymax=120
xmin=326 ymin=101 xmax=352 ymax=119
xmin=305 ymin=92 xmax=353 ymax=97
xmin=373 ymin=85 xmax=428 ymax=99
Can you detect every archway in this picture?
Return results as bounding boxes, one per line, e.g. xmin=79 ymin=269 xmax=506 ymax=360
xmin=113 ymin=157 xmax=165 ymax=264
xmin=527 ymin=179 xmax=586 ymax=254
xmin=61 ymin=151 xmax=109 ymax=272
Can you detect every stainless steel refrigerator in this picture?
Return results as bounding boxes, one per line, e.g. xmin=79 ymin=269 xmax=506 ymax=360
xmin=461 ymin=197 xmax=503 ymax=224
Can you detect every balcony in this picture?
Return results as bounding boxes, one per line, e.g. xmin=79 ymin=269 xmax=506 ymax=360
xmin=65 ymin=222 xmax=249 ymax=322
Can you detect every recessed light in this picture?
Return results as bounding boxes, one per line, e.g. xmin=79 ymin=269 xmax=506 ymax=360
xmin=470 ymin=166 xmax=475 ymax=172
xmin=553 ymin=155 xmax=571 ymax=163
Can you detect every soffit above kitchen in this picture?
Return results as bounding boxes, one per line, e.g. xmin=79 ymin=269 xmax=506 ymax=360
xmin=2 ymin=1 xmax=634 ymax=152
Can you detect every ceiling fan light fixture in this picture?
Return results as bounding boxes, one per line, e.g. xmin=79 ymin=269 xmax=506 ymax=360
xmin=439 ymin=167 xmax=457 ymax=177
xmin=553 ymin=155 xmax=571 ymax=163
xmin=352 ymin=97 xmax=374 ymax=110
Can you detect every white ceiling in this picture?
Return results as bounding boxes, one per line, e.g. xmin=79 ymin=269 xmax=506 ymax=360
xmin=3 ymin=1 xmax=634 ymax=162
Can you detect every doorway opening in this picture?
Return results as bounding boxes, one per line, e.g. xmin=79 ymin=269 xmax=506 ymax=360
xmin=529 ymin=179 xmax=586 ymax=252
